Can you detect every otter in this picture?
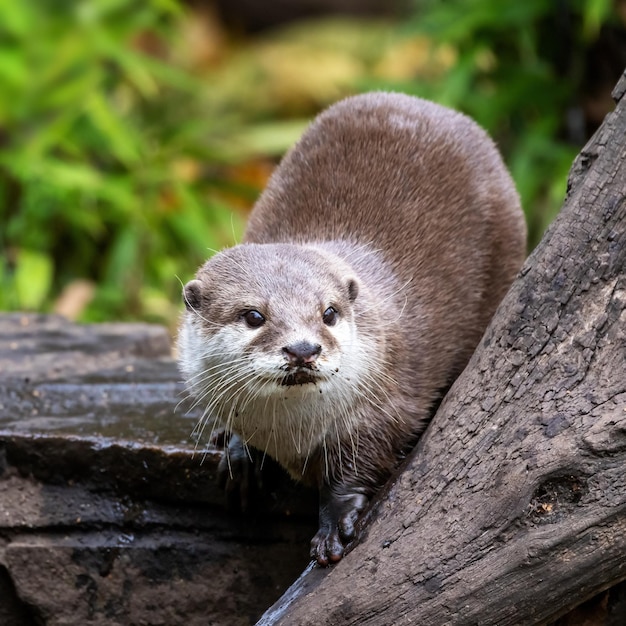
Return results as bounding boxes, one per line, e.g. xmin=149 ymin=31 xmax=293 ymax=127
xmin=178 ymin=92 xmax=527 ymax=566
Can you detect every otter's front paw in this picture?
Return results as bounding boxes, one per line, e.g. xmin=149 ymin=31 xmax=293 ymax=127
xmin=310 ymin=489 xmax=368 ymax=566
xmin=217 ymin=433 xmax=261 ymax=512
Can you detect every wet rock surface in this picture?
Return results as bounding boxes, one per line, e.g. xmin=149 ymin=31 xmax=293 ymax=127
xmin=0 ymin=313 xmax=316 ymax=625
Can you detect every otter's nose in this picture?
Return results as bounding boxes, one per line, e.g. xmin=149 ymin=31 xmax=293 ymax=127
xmin=282 ymin=341 xmax=322 ymax=366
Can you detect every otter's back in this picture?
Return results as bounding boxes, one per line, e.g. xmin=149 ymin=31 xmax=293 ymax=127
xmin=246 ymin=92 xmax=523 ymax=280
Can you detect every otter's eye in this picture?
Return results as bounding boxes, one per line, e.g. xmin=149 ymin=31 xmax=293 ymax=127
xmin=242 ymin=310 xmax=265 ymax=328
xmin=322 ymin=307 xmax=338 ymax=326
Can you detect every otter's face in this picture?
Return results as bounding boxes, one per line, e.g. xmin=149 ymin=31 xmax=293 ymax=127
xmin=177 ymin=243 xmax=365 ymax=459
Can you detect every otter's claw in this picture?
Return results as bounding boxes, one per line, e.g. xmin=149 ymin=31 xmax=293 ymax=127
xmin=310 ymin=526 xmax=345 ymax=566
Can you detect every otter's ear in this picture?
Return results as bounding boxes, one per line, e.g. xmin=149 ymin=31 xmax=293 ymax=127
xmin=346 ymin=278 xmax=359 ymax=303
xmin=183 ymin=279 xmax=205 ymax=312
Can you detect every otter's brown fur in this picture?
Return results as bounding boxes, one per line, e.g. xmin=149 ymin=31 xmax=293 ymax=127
xmin=178 ymin=92 xmax=527 ymax=565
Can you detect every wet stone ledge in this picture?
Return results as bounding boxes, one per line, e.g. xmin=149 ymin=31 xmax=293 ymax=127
xmin=0 ymin=313 xmax=316 ymax=626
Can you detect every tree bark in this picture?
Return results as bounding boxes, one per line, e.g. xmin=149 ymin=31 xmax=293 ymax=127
xmin=258 ymin=70 xmax=626 ymax=625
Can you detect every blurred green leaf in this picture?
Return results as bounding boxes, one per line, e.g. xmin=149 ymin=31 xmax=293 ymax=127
xmin=85 ymin=92 xmax=142 ymax=165
xmin=582 ymin=0 xmax=613 ymax=38
xmin=104 ymin=227 xmax=140 ymax=285
xmin=14 ymin=249 xmax=54 ymax=310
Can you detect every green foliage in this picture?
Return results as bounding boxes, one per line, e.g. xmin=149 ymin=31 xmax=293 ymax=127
xmin=0 ymin=0 xmax=302 ymax=323
xmin=0 ymin=0 xmax=620 ymax=324
xmin=364 ymin=0 xmax=619 ymax=245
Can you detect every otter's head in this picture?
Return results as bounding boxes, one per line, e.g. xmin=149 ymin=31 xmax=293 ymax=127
xmin=177 ymin=243 xmax=364 ymax=456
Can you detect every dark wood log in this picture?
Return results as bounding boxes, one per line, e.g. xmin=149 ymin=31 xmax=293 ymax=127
xmin=258 ymin=70 xmax=626 ymax=625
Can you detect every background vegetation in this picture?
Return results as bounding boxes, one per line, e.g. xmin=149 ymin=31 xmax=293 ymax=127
xmin=1 ymin=0 xmax=623 ymax=328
